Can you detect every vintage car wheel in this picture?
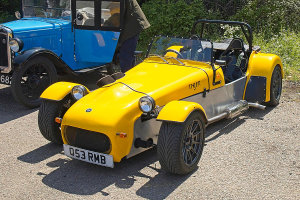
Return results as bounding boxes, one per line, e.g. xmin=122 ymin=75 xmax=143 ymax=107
xmin=38 ymin=99 xmax=66 ymax=144
xmin=11 ymin=56 xmax=58 ymax=108
xmin=157 ymin=112 xmax=205 ymax=174
xmin=267 ymin=65 xmax=282 ymax=106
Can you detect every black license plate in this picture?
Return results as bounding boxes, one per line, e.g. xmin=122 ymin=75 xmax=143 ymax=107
xmin=0 ymin=73 xmax=12 ymax=85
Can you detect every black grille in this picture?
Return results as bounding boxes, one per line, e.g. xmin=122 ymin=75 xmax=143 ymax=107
xmin=0 ymin=30 xmax=8 ymax=67
xmin=64 ymin=126 xmax=111 ymax=153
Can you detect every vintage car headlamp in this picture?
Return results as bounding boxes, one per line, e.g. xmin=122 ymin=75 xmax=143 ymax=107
xmin=71 ymin=85 xmax=88 ymax=100
xmin=139 ymin=96 xmax=155 ymax=113
xmin=9 ymin=38 xmax=23 ymax=52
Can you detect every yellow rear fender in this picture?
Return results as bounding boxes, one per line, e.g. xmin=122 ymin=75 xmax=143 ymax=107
xmin=245 ymin=52 xmax=283 ymax=102
xmin=40 ymin=82 xmax=90 ymax=101
xmin=157 ymin=101 xmax=207 ymax=123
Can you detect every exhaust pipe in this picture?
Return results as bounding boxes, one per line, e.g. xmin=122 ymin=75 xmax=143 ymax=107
xmin=226 ymin=100 xmax=249 ymax=119
xmin=208 ymin=100 xmax=265 ymax=124
xmin=248 ymin=102 xmax=266 ymax=110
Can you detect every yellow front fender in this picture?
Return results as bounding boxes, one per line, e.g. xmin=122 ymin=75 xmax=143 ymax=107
xmin=157 ymin=101 xmax=207 ymax=123
xmin=40 ymin=82 xmax=90 ymax=101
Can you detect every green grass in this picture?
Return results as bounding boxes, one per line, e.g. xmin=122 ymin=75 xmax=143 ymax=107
xmin=254 ymin=31 xmax=300 ymax=81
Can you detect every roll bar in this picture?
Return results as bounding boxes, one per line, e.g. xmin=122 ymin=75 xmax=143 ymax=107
xmin=191 ymin=19 xmax=253 ymax=52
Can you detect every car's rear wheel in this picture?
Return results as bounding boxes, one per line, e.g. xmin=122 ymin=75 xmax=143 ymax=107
xmin=11 ymin=56 xmax=57 ymax=108
xmin=267 ymin=65 xmax=282 ymax=106
xmin=38 ymin=99 xmax=66 ymax=144
xmin=157 ymin=112 xmax=205 ymax=174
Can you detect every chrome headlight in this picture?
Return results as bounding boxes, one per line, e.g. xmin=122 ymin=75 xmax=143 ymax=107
xmin=139 ymin=96 xmax=155 ymax=113
xmin=9 ymin=38 xmax=23 ymax=52
xmin=71 ymin=85 xmax=88 ymax=100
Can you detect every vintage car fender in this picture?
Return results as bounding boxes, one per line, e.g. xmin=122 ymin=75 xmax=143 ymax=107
xmin=40 ymin=82 xmax=90 ymax=101
xmin=13 ymin=48 xmax=74 ymax=74
xmin=245 ymin=52 xmax=283 ymax=102
xmin=157 ymin=100 xmax=208 ymax=123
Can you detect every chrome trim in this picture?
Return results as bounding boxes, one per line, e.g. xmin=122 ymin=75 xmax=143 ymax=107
xmin=0 ymin=26 xmax=13 ymax=73
xmin=148 ymin=54 xmax=169 ymax=64
xmin=168 ymin=56 xmax=185 ymax=65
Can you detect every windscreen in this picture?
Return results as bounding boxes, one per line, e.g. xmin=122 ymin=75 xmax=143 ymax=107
xmin=148 ymin=36 xmax=212 ymax=63
xmin=23 ymin=0 xmax=71 ymax=19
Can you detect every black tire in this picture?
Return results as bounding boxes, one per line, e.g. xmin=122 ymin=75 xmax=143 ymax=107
xmin=157 ymin=112 xmax=205 ymax=174
xmin=38 ymin=100 xmax=64 ymax=144
xmin=11 ymin=56 xmax=58 ymax=108
xmin=267 ymin=65 xmax=282 ymax=106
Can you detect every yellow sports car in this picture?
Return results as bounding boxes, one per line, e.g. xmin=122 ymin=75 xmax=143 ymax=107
xmin=38 ymin=20 xmax=283 ymax=174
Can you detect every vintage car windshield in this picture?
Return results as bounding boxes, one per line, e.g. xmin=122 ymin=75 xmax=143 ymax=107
xmin=23 ymin=0 xmax=71 ymax=19
xmin=147 ymin=36 xmax=212 ymax=64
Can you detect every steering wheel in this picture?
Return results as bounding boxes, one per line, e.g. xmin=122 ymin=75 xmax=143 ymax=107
xmin=165 ymin=49 xmax=184 ymax=59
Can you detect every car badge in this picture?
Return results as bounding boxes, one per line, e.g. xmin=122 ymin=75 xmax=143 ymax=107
xmin=86 ymin=108 xmax=92 ymax=112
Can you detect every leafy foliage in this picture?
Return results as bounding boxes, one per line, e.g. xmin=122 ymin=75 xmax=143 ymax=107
xmin=138 ymin=0 xmax=220 ymax=51
xmin=0 ymin=0 xmax=299 ymax=80
xmin=232 ymin=0 xmax=300 ymax=34
xmin=0 ymin=0 xmax=20 ymax=23
xmin=255 ymin=31 xmax=300 ymax=81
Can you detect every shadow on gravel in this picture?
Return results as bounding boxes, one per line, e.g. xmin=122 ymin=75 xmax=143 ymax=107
xmin=19 ymin=145 xmax=192 ymax=199
xmin=205 ymin=106 xmax=275 ymax=143
xmin=0 ymin=86 xmax=37 ymax=124
xmin=17 ymin=143 xmax=63 ymax=164
xmin=15 ymin=101 xmax=276 ymax=199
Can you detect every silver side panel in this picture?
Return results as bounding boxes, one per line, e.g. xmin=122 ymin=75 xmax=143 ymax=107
xmin=127 ymin=76 xmax=247 ymax=158
xmin=126 ymin=117 xmax=162 ymax=158
xmin=185 ymin=76 xmax=247 ymax=119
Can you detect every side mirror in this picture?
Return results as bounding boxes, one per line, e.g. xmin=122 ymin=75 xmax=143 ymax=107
xmin=215 ymin=60 xmax=227 ymax=66
xmin=15 ymin=11 xmax=21 ymax=19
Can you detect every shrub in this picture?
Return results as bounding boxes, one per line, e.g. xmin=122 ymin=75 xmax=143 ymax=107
xmin=232 ymin=0 xmax=300 ymax=35
xmin=255 ymin=31 xmax=300 ymax=81
xmin=138 ymin=0 xmax=220 ymax=51
xmin=0 ymin=0 xmax=20 ymax=23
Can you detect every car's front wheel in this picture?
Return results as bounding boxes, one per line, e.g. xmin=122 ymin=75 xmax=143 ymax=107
xmin=38 ymin=99 xmax=66 ymax=144
xmin=11 ymin=56 xmax=58 ymax=108
xmin=157 ymin=112 xmax=206 ymax=174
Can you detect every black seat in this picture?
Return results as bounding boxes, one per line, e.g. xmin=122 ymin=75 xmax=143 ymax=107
xmin=219 ymin=38 xmax=246 ymax=82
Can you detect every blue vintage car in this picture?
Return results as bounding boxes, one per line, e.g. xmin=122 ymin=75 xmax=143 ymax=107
xmin=0 ymin=0 xmax=123 ymax=107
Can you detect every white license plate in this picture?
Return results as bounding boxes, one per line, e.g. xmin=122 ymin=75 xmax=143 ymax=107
xmin=63 ymin=144 xmax=114 ymax=168
xmin=0 ymin=74 xmax=12 ymax=85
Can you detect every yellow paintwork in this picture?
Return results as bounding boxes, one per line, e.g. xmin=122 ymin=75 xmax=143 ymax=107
xmin=59 ymin=57 xmax=224 ymax=162
xmin=40 ymin=82 xmax=90 ymax=101
xmin=245 ymin=51 xmax=283 ymax=102
xmin=165 ymin=45 xmax=184 ymax=57
xmin=43 ymin=48 xmax=282 ymax=163
xmin=157 ymin=101 xmax=207 ymax=123
xmin=47 ymin=47 xmax=282 ymax=163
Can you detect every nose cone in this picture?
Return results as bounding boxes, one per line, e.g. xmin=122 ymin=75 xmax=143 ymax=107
xmin=62 ymin=83 xmax=144 ymax=133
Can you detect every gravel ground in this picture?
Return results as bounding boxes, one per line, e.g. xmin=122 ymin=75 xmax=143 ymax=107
xmin=0 ymin=80 xmax=299 ymax=200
